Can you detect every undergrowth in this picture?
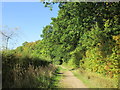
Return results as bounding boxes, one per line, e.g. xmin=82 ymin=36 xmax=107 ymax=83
xmin=2 ymin=51 xmax=59 ymax=88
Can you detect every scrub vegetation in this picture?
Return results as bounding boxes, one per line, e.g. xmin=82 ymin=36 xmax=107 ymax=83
xmin=1 ymin=2 xmax=120 ymax=88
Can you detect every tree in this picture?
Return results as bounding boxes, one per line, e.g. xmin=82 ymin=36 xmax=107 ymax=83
xmin=22 ymin=41 xmax=28 ymax=46
xmin=0 ymin=26 xmax=19 ymax=50
xmin=41 ymin=2 xmax=120 ymax=79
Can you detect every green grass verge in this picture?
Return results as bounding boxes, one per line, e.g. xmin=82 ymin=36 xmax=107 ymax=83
xmin=72 ymin=69 xmax=94 ymax=88
xmin=72 ymin=69 xmax=118 ymax=88
xmin=49 ymin=66 xmax=63 ymax=88
xmin=62 ymin=63 xmax=118 ymax=88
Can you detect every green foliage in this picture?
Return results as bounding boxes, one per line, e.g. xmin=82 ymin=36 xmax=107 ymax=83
xmin=2 ymin=2 xmax=120 ymax=88
xmin=22 ymin=41 xmax=28 ymax=46
xmin=41 ymin=2 xmax=120 ymax=82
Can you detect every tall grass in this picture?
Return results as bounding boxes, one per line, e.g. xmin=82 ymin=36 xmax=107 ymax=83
xmin=2 ymin=50 xmax=58 ymax=88
xmin=11 ymin=64 xmax=56 ymax=88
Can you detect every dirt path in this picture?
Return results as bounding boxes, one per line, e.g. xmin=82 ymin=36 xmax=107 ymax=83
xmin=59 ymin=66 xmax=87 ymax=88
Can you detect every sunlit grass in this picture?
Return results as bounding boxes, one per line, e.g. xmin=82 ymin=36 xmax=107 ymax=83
xmin=5 ymin=64 xmax=57 ymax=88
xmin=62 ymin=63 xmax=118 ymax=88
xmin=72 ymin=69 xmax=118 ymax=88
xmin=2 ymin=51 xmax=60 ymax=88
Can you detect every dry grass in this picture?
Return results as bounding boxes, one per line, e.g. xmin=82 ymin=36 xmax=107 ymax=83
xmin=2 ymin=51 xmax=58 ymax=88
xmin=3 ymin=63 xmax=57 ymax=88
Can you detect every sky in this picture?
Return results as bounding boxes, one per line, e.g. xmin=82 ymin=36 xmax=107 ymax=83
xmin=2 ymin=2 xmax=59 ymax=49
